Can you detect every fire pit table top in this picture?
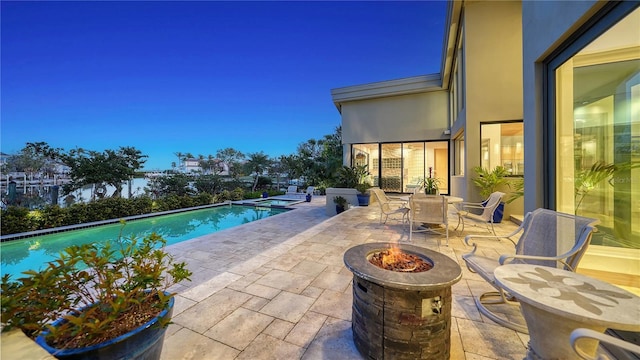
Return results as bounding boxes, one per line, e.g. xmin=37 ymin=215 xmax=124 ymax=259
xmin=343 ymin=242 xmax=462 ymax=291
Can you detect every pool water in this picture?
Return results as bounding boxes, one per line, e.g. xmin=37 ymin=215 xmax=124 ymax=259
xmin=249 ymin=198 xmax=302 ymax=206
xmin=0 ymin=205 xmax=288 ymax=278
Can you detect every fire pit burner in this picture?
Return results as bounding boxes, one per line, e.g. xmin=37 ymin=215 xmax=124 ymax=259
xmin=344 ymin=243 xmax=462 ymax=360
xmin=368 ymin=249 xmax=433 ymax=273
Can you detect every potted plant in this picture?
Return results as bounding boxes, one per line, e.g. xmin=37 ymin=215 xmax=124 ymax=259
xmin=472 ymin=166 xmax=511 ymax=223
xmin=334 ymin=196 xmax=348 ymax=214
xmin=337 ymin=165 xmax=371 ymax=206
xmin=422 ymin=177 xmax=441 ymax=195
xmin=1 ymin=221 xmax=192 ymax=359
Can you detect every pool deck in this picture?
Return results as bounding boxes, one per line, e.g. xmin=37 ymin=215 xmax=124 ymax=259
xmin=161 ymin=195 xmax=531 ymax=359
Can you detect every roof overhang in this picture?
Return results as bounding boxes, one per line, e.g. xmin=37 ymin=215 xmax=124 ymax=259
xmin=440 ymin=0 xmax=463 ymax=90
xmin=330 ymin=74 xmax=443 ymax=113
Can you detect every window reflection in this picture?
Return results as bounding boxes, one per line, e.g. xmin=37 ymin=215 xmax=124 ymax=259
xmin=555 ymin=8 xmax=639 ymax=249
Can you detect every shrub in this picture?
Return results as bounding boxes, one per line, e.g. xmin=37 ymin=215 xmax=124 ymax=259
xmin=0 ymin=207 xmax=38 ymax=235
xmin=39 ymin=205 xmax=67 ymax=229
xmin=1 ymin=223 xmax=192 ymax=348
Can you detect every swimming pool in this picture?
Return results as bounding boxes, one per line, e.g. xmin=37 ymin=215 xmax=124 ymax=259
xmin=0 ymin=205 xmax=289 ymax=278
xmin=239 ymin=197 xmax=304 ymax=207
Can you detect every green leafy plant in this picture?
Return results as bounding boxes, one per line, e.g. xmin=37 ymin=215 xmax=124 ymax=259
xmin=472 ymin=166 xmax=511 ymax=198
xmin=422 ymin=177 xmax=441 ymax=195
xmin=336 ymin=165 xmax=370 ymax=191
xmin=574 ymin=161 xmax=640 ymax=212
xmin=333 ymin=196 xmax=348 ymax=207
xmin=506 ymin=178 xmax=524 ymax=204
xmin=1 ymin=221 xmax=192 ymax=350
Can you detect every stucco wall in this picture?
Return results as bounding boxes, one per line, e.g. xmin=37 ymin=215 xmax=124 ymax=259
xmin=341 ymin=91 xmax=449 ymax=145
xmin=521 ymin=0 xmax=601 ymax=213
xmin=456 ymin=0 xmax=524 ymax=214
xmin=464 ymin=1 xmax=523 ymax=123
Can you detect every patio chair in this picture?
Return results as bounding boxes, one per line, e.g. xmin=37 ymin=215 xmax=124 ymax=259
xmin=455 ymin=191 xmax=505 ymax=236
xmin=408 ymin=195 xmax=449 ymax=246
xmin=370 ymin=188 xmax=409 ymax=225
xmin=462 ymin=208 xmax=599 ymax=333
xmin=285 ymin=185 xmax=298 ymax=195
xmin=570 ymin=328 xmax=640 ymax=360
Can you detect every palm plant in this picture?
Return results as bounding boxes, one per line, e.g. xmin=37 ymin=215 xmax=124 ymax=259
xmin=574 ymin=161 xmax=639 ymax=212
xmin=245 ymin=152 xmax=272 ymax=192
xmin=472 ymin=166 xmax=511 ymax=198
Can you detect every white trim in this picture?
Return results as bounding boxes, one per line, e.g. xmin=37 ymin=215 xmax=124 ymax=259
xmin=331 ymin=74 xmax=443 ymax=111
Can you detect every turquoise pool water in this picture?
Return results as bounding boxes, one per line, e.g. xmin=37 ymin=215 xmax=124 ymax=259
xmin=247 ymin=198 xmax=302 ymax=206
xmin=0 ymin=205 xmax=288 ymax=278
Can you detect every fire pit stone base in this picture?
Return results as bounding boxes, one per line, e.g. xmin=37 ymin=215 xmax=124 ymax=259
xmin=344 ymin=243 xmax=462 ymax=360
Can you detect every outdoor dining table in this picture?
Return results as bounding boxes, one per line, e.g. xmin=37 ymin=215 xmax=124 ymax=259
xmin=494 ymin=264 xmax=640 ymax=360
xmin=399 ymin=195 xmax=463 ymax=206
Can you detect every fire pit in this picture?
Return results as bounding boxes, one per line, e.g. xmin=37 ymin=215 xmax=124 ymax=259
xmin=344 ymin=242 xmax=462 ymax=359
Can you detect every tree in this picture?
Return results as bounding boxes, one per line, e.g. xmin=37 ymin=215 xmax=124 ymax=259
xmin=244 ymin=152 xmax=271 ymax=192
xmin=216 ymin=148 xmax=245 ymax=179
xmin=289 ymin=126 xmax=343 ymax=187
xmin=149 ymin=173 xmax=193 ymax=197
xmin=27 ymin=142 xmax=147 ymax=200
xmin=197 ymin=154 xmax=220 ymax=175
xmin=269 ymin=156 xmax=288 ymax=191
xmin=193 ymin=174 xmax=223 ymax=195
xmin=173 ymin=152 xmax=183 ymax=172
xmin=6 ymin=146 xmax=48 ymax=181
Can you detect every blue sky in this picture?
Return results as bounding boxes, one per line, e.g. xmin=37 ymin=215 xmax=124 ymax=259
xmin=1 ymin=1 xmax=446 ymax=170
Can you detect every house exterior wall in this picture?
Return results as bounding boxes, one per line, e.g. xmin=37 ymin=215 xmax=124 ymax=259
xmin=521 ymin=0 xmax=603 ymax=213
xmin=453 ymin=0 xmax=523 ymax=217
xmin=341 ymin=91 xmax=449 ymax=146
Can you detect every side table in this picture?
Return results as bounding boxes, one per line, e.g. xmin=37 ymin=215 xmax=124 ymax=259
xmin=494 ymin=264 xmax=640 ymax=360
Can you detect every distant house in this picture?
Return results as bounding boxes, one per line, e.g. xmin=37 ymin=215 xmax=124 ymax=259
xmin=182 ymin=158 xmax=201 ymax=173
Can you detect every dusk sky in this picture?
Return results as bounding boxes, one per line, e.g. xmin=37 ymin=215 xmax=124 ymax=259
xmin=1 ymin=1 xmax=447 ymax=170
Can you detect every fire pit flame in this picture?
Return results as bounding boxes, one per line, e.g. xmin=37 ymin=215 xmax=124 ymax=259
xmin=369 ymin=244 xmax=432 ymax=273
xmin=382 ymin=246 xmax=401 ymax=267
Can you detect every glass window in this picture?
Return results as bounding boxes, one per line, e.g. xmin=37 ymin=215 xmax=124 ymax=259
xmin=352 ymin=141 xmax=449 ymax=194
xmin=403 ymin=143 xmax=425 ymax=192
xmin=554 ymin=7 xmax=639 ymax=249
xmin=380 ymin=144 xmax=402 ymax=192
xmin=454 ymin=135 xmax=465 ymax=176
xmin=480 ymin=122 xmax=524 ymax=175
xmin=352 ymin=144 xmax=379 ymax=184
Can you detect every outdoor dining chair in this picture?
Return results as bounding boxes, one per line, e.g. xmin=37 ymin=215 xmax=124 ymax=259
xmin=570 ymin=328 xmax=640 ymax=359
xmin=408 ymin=195 xmax=449 ymax=246
xmin=462 ymin=208 xmax=599 ymax=333
xmin=370 ymin=188 xmax=409 ymax=225
xmin=455 ymin=191 xmax=505 ymax=236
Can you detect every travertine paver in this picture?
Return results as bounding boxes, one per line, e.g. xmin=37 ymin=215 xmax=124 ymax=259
xmin=235 ymin=334 xmax=305 ymax=360
xmin=284 ymin=311 xmax=328 ymax=348
xmin=255 ymin=269 xmax=314 ymax=294
xmin=308 ymin=289 xmax=353 ymax=321
xmin=1 ymin=197 xmax=533 ymax=360
xmin=204 ymin=307 xmax=274 ymax=350
xmin=172 ymin=288 xmax=252 ymax=333
xmin=159 ymin=196 xmax=529 ymax=359
xmin=161 ymin=327 xmax=240 ymax=360
xmin=259 ymin=291 xmax=316 ymax=323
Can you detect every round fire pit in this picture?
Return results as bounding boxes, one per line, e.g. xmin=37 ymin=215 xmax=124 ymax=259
xmin=344 ymin=243 xmax=462 ymax=360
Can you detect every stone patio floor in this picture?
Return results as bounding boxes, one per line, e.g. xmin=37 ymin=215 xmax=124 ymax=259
xmin=161 ymin=196 xmax=531 ymax=360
